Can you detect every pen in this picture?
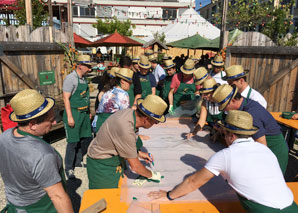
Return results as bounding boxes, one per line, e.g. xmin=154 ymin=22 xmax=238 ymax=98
xmin=148 ymin=153 xmax=154 ymax=166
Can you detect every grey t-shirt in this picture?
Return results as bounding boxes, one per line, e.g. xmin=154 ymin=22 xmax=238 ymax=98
xmin=63 ymin=70 xmax=87 ymax=95
xmin=0 ymin=128 xmax=62 ymax=208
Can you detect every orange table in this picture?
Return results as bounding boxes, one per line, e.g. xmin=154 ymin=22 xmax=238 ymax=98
xmin=79 ymin=183 xmax=298 ymax=213
xmin=271 ymin=112 xmax=298 ymax=149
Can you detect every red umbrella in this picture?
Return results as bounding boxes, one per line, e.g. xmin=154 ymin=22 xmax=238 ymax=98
xmin=74 ymin=33 xmax=93 ymax=48
xmin=0 ymin=0 xmax=17 ymax=5
xmin=92 ymin=31 xmax=142 ymax=47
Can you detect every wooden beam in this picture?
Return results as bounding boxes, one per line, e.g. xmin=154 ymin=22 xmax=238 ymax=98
xmin=81 ymin=198 xmax=106 ymax=213
xmin=228 ymin=46 xmax=298 ymax=56
xmin=25 ymin=0 xmax=33 ymax=28
xmin=0 ymin=50 xmax=39 ymax=90
xmin=0 ymin=42 xmax=63 ymax=52
xmin=258 ymin=58 xmax=298 ymax=93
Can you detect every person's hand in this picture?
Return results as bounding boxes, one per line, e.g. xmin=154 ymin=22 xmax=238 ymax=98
xmin=148 ymin=190 xmax=167 ymax=199
xmin=138 ymin=151 xmax=153 ymax=164
xmin=186 ymin=132 xmax=195 ymax=139
xmin=148 ymin=171 xmax=161 ymax=183
xmin=292 ymin=113 xmax=298 ymax=120
xmin=89 ymin=113 xmax=92 ymax=120
xmin=67 ymin=116 xmax=75 ymax=128
xmin=168 ymin=105 xmax=174 ymax=115
xmin=132 ymin=104 xmax=137 ymax=110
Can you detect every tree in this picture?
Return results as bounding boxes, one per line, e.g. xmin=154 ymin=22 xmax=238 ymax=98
xmin=93 ymin=16 xmax=135 ymax=36
xmin=12 ymin=0 xmax=48 ymax=29
xmin=213 ymin=0 xmax=296 ymax=45
xmin=153 ymin=31 xmax=166 ymax=43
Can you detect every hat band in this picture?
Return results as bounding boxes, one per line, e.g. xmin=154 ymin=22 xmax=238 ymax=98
xmin=139 ymin=103 xmax=162 ymax=119
xmin=225 ymin=72 xmax=245 ymax=80
xmin=183 ymin=66 xmax=194 ymax=71
xmin=108 ymin=73 xmax=115 ymax=78
xmin=79 ymin=61 xmax=92 ymax=64
xmin=117 ymin=73 xmax=132 ymax=82
xmin=16 ymin=99 xmax=48 ymax=120
xmin=195 ymin=73 xmax=208 ymax=82
xmin=218 ymin=86 xmax=236 ymax=105
xmin=200 ymin=86 xmax=217 ymax=91
xmin=165 ymin=64 xmax=175 ymax=69
xmin=140 ymin=62 xmax=150 ymax=67
xmin=212 ymin=61 xmax=223 ymax=65
xmin=223 ymin=122 xmax=256 ymax=132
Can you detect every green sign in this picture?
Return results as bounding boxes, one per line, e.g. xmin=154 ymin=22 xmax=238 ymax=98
xmin=39 ymin=70 xmax=55 ymax=86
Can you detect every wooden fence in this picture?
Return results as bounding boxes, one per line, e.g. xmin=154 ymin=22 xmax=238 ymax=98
xmin=0 ymin=25 xmax=69 ymax=108
xmin=225 ymin=46 xmax=298 ymax=112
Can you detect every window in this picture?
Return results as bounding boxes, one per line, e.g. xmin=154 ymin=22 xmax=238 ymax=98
xmin=79 ymin=6 xmax=95 ymax=17
xmin=162 ymin=8 xmax=177 ymax=20
xmin=73 ymin=6 xmax=78 ymax=17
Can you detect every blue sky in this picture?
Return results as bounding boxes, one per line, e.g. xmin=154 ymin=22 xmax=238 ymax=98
xmin=195 ymin=0 xmax=211 ymax=11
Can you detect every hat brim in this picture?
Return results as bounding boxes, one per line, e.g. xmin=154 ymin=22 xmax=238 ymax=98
xmin=218 ymin=87 xmax=238 ymax=111
xmin=180 ymin=67 xmax=194 ymax=75
xmin=136 ymin=99 xmax=165 ymax=123
xmin=195 ymin=76 xmax=208 ymax=85
xmin=211 ymin=61 xmax=224 ymax=66
xmin=218 ymin=121 xmax=259 ymax=135
xmin=10 ymin=97 xmax=55 ymax=122
xmin=222 ymin=70 xmax=249 ymax=81
xmin=138 ymin=61 xmax=151 ymax=69
xmin=164 ymin=63 xmax=176 ymax=70
xmin=116 ymin=73 xmax=133 ymax=83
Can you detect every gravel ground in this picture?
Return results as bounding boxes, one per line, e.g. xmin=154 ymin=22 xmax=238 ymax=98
xmin=1 ymin=137 xmax=298 ymax=212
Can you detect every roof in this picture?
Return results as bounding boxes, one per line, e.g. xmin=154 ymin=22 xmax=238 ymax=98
xmin=92 ymin=31 xmax=143 ymax=47
xmin=143 ymin=38 xmax=168 ymax=50
xmin=74 ymin=33 xmax=93 ymax=48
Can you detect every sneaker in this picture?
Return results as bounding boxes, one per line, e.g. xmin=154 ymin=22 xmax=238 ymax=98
xmin=66 ymin=170 xmax=75 ymax=179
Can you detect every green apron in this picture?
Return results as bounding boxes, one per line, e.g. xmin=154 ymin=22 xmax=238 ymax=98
xmin=87 ymin=156 xmax=124 ymax=189
xmin=63 ymin=71 xmax=92 ymax=143
xmin=238 ymin=194 xmax=298 ymax=213
xmin=140 ymin=74 xmax=152 ymax=99
xmin=206 ymin=101 xmax=223 ymax=123
xmin=86 ymin=111 xmax=143 ymax=189
xmin=266 ymin=134 xmax=288 ymax=175
xmin=243 ymin=97 xmax=288 ymax=174
xmin=1 ymin=129 xmax=67 ymax=213
xmin=160 ymin=76 xmax=173 ymax=103
xmin=173 ymin=77 xmax=196 ymax=110
xmin=127 ymin=84 xmax=135 ymax=107
xmin=95 ymin=113 xmax=112 ymax=133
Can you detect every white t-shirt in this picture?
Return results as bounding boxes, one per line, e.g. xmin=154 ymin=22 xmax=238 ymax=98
xmin=153 ymin=64 xmax=166 ymax=84
xmin=205 ymin=137 xmax=293 ymax=209
xmin=210 ymin=71 xmax=227 ymax=85
xmin=241 ymin=85 xmax=267 ymax=109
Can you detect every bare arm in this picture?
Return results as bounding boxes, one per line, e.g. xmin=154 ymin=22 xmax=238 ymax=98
xmin=127 ymin=158 xmax=152 ymax=178
xmin=148 ymin=168 xmax=214 ymax=200
xmin=168 ymin=88 xmax=175 ymax=106
xmin=63 ymin=92 xmax=74 ymax=128
xmin=44 ymin=182 xmax=73 ymax=213
xmin=255 ymin=135 xmax=267 ymax=146
xmin=97 ymin=91 xmax=104 ymax=103
xmin=187 ymin=103 xmax=208 ymax=139
xmin=151 ymin=87 xmax=156 ymax=95
xmin=133 ymin=94 xmax=142 ymax=105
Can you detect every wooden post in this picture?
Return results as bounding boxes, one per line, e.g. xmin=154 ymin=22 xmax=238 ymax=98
xmin=48 ymin=0 xmax=53 ymax=27
xmin=67 ymin=0 xmax=74 ymax=47
xmin=25 ymin=0 xmax=33 ymax=28
xmin=220 ymin=0 xmax=228 ymax=50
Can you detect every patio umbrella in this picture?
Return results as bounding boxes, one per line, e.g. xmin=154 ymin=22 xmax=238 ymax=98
xmin=92 ymin=31 xmax=143 ymax=47
xmin=166 ymin=34 xmax=210 ymax=49
xmin=74 ymin=33 xmax=93 ymax=48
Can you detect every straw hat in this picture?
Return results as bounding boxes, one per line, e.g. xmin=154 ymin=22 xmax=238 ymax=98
xmin=137 ymin=95 xmax=167 ymax=123
xmin=10 ymin=89 xmax=55 ymax=122
xmin=199 ymin=78 xmax=218 ymax=94
xmin=163 ymin=59 xmax=176 ymax=70
xmin=212 ymin=84 xmax=238 ymax=110
xmin=218 ymin=110 xmax=258 ymax=135
xmin=107 ymin=67 xmax=120 ymax=78
xmin=132 ymin=56 xmax=140 ymax=63
xmin=138 ymin=55 xmax=151 ymax=69
xmin=180 ymin=59 xmax=195 ymax=74
xmin=148 ymin=55 xmax=158 ymax=63
xmin=211 ymin=55 xmax=224 ymax=67
xmin=193 ymin=67 xmax=208 ymax=85
xmin=77 ymin=54 xmax=96 ymax=66
xmin=116 ymin=68 xmax=134 ymax=83
xmin=144 ymin=49 xmax=154 ymax=56
xmin=223 ymin=65 xmax=249 ymax=81
xmin=162 ymin=53 xmax=171 ymax=60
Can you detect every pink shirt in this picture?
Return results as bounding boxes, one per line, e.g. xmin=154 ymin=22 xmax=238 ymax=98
xmin=170 ymin=73 xmax=200 ymax=93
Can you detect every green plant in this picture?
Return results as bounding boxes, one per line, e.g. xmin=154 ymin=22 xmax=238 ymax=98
xmin=56 ymin=42 xmax=78 ymax=74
